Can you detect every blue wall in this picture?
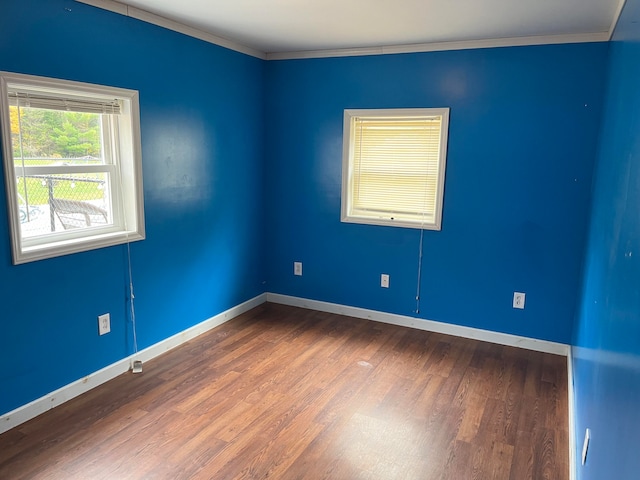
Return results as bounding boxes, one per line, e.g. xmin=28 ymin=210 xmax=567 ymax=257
xmin=0 ymin=0 xmax=265 ymax=414
xmin=573 ymin=0 xmax=640 ymax=478
xmin=264 ymin=45 xmax=608 ymax=344
xmin=3 ymin=11 xmax=632 ymax=477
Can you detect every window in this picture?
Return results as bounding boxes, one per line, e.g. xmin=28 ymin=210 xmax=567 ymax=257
xmin=0 ymin=72 xmax=145 ymax=264
xmin=341 ymin=108 xmax=449 ymax=230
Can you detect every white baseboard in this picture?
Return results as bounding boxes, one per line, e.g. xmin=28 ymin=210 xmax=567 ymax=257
xmin=266 ymin=293 xmax=570 ymax=356
xmin=0 ymin=293 xmax=267 ymax=435
xmin=2 ymin=291 xmax=570 ymax=436
xmin=268 ymin=293 xmax=574 ymax=474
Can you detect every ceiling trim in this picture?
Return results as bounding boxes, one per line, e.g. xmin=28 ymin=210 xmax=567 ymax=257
xmin=609 ymin=0 xmax=628 ymax=39
xmin=74 ymin=0 xmax=267 ymax=59
xmin=76 ymin=0 xmax=611 ymax=62
xmin=266 ymin=32 xmax=610 ymax=61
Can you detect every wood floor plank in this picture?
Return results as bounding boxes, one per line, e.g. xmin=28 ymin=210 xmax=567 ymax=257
xmin=456 ymin=392 xmax=487 ymax=443
xmin=0 ymin=303 xmax=569 ymax=479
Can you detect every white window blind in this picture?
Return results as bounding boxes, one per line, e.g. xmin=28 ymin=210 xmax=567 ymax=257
xmin=8 ymin=91 xmax=122 ymax=114
xmin=342 ymin=108 xmax=450 ymax=230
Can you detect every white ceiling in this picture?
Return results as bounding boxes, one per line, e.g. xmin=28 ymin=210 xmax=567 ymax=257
xmin=83 ymin=0 xmax=623 ymax=57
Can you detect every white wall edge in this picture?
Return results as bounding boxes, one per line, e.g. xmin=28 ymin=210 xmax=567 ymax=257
xmin=0 ymin=293 xmax=267 ymax=435
xmin=266 ymin=293 xmax=570 ymax=356
xmin=266 ymin=32 xmax=609 ymax=61
xmin=567 ymin=347 xmax=577 ymax=480
xmin=74 ymin=0 xmax=266 ymax=60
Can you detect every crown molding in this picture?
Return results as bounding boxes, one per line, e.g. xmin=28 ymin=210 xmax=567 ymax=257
xmin=75 ymin=0 xmax=266 ymax=59
xmin=77 ymin=0 xmax=611 ymax=61
xmin=266 ymin=32 xmax=609 ymax=60
xmin=609 ymin=0 xmax=628 ymax=39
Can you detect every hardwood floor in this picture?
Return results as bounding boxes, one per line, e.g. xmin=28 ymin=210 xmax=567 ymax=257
xmin=0 ymin=303 xmax=569 ymax=479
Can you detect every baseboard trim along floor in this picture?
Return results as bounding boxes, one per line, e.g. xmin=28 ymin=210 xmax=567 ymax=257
xmin=267 ymin=293 xmax=570 ymax=356
xmin=0 ymin=293 xmax=267 ymax=435
xmin=2 ymin=292 xmax=570 ymax=435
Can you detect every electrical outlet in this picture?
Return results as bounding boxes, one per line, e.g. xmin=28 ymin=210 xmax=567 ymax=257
xmin=513 ymin=292 xmax=525 ymax=309
xmin=582 ymin=428 xmax=591 ymax=465
xmin=294 ymin=262 xmax=302 ymax=276
xmin=381 ymin=274 xmax=390 ymax=288
xmin=98 ymin=313 xmax=111 ymax=335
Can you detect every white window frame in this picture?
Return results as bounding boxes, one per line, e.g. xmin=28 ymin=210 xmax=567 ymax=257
xmin=0 ymin=71 xmax=145 ymax=264
xmin=341 ymin=108 xmax=450 ymax=230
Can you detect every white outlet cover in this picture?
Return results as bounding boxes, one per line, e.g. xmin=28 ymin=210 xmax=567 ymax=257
xmin=513 ymin=292 xmax=525 ymax=309
xmin=381 ymin=274 xmax=390 ymax=288
xmin=98 ymin=313 xmax=111 ymax=335
xmin=294 ymin=262 xmax=302 ymax=276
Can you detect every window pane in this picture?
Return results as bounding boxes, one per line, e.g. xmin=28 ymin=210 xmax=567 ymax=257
xmin=10 ymin=106 xmax=105 ymax=165
xmin=17 ymin=172 xmax=113 ymax=238
xmin=352 ymin=116 xmax=442 ymax=219
xmin=10 ymin=105 xmax=113 ymax=237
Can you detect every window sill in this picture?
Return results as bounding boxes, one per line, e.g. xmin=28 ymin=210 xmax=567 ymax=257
xmin=341 ymin=214 xmax=441 ymax=231
xmin=15 ymin=229 xmax=145 ymax=264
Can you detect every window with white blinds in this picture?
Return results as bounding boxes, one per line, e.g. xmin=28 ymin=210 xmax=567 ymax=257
xmin=341 ymin=108 xmax=450 ymax=230
xmin=0 ymin=71 xmax=145 ymax=264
